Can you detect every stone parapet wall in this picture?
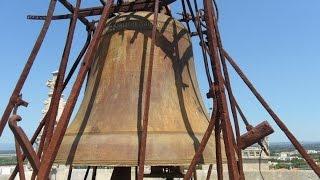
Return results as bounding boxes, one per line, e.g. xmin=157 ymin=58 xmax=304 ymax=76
xmin=0 ymin=168 xmax=318 ymax=180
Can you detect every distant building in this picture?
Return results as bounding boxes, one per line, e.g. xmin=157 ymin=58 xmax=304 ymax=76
xmin=278 ymin=152 xmax=289 ymax=161
xmin=0 ymin=153 xmax=15 ymax=158
xmin=35 ymin=71 xmax=66 ymax=151
xmin=242 ymin=137 xmax=270 ymax=171
xmin=242 ymin=146 xmax=268 ymax=159
xmin=307 ymin=150 xmax=318 ymax=154
xmin=0 ymin=166 xmax=14 ymax=176
xmin=288 ymin=150 xmax=299 ymax=156
xmin=27 ymin=71 xmax=66 ymax=171
xmin=276 ymin=152 xmax=302 ymax=161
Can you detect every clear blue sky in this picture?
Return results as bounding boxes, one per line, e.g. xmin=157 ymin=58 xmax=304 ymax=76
xmin=0 ymin=0 xmax=319 ymax=148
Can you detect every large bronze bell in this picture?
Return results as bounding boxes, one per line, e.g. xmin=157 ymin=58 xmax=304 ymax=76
xmin=55 ymin=11 xmax=224 ymax=166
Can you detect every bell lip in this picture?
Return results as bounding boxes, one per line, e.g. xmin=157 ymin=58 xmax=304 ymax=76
xmin=54 ymin=160 xmax=227 ymax=167
xmin=55 ymin=132 xmax=220 ymax=166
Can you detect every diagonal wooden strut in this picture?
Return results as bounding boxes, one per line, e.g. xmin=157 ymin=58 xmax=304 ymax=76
xmin=43 ymin=0 xmax=82 ymax=158
xmin=0 ymin=0 xmax=57 ymax=137
xmin=34 ymin=2 xmax=83 ymax=179
xmin=185 ymin=0 xmax=240 ymax=179
xmin=223 ymin=49 xmax=320 ymax=177
xmin=36 ymin=1 xmax=115 ymax=179
xmin=213 ymin=7 xmax=245 ymax=179
xmin=206 ymin=0 xmax=240 ymax=179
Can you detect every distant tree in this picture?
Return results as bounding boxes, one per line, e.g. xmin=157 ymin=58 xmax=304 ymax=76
xmin=274 ymin=163 xmax=291 ymax=170
xmin=0 ymin=157 xmax=17 ymax=165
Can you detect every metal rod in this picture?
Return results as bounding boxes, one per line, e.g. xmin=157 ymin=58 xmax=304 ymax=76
xmin=67 ymin=165 xmax=73 ymax=180
xmin=215 ymin=118 xmax=223 ymax=180
xmin=193 ymin=167 xmax=198 ymax=180
xmin=205 ymin=164 xmax=213 ymax=180
xmin=164 ymin=5 xmax=172 ymax=16
xmin=0 ymin=0 xmax=57 ymax=136
xmin=63 ymin=30 xmax=92 ymax=89
xmin=84 ymin=166 xmax=91 ymax=179
xmin=184 ymin=0 xmax=241 ymax=177
xmin=92 ymin=166 xmax=97 ymax=180
xmin=223 ymin=49 xmax=320 ymax=177
xmin=36 ymin=113 xmax=50 ymax=160
xmin=208 ymin=11 xmax=241 ymax=168
xmin=193 ymin=0 xmax=199 ymax=12
xmin=111 ymin=167 xmax=131 ymax=180
xmin=43 ymin=0 xmax=81 ymax=155
xmin=180 ymin=0 xmax=191 ymax=33
xmin=100 ymin=0 xmax=106 ymax=6
xmin=27 ymin=14 xmax=72 ymax=20
xmin=231 ymin=94 xmax=269 ymax=155
xmin=195 ymin=13 xmax=212 ymax=86
xmin=203 ymin=0 xmax=240 ymax=178
xmin=34 ymin=3 xmax=82 ymax=176
xmin=137 ymin=0 xmax=160 ymax=179
xmin=58 ymin=0 xmax=94 ymax=30
xmin=28 ymin=0 xmax=170 ymax=21
xmin=233 ymin=97 xmax=251 ymax=128
xmin=37 ymin=1 xmax=114 ymax=179
xmin=184 ymin=0 xmax=213 ymax=86
xmin=184 ymin=97 xmax=218 ymax=180
xmin=15 ymin=139 xmax=26 ymax=180
xmin=219 ymin=44 xmax=244 ymax=178
xmin=185 ymin=0 xmax=196 ymax=20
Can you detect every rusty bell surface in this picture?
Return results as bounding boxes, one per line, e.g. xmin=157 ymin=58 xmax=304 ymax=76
xmin=55 ymin=11 xmax=224 ymax=166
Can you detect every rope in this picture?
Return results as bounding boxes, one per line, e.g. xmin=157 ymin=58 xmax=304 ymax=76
xmin=259 ymin=148 xmax=265 ymax=180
